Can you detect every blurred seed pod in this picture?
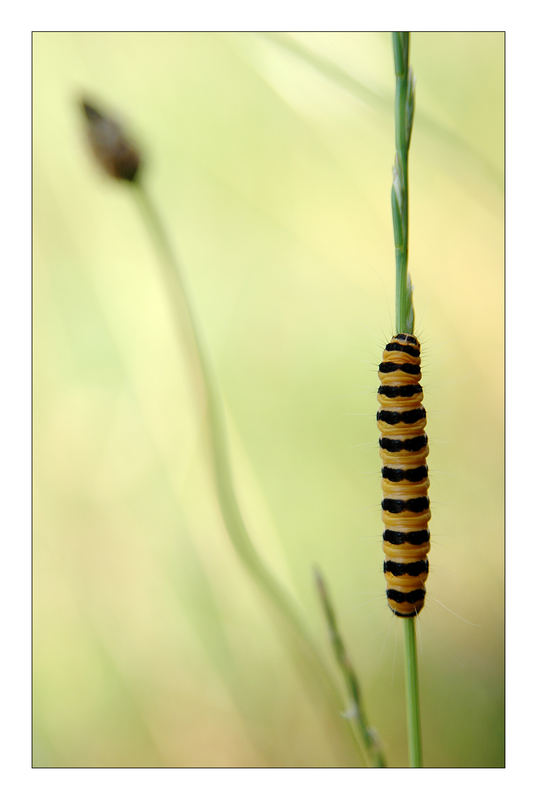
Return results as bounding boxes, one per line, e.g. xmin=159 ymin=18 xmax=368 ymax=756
xmin=81 ymin=100 xmax=141 ymax=182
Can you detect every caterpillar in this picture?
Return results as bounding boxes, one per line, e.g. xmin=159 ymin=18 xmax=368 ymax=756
xmin=377 ymin=333 xmax=430 ymax=617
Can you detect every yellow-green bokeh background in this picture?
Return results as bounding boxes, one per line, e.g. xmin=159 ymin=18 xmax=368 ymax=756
xmin=33 ymin=32 xmax=504 ymax=768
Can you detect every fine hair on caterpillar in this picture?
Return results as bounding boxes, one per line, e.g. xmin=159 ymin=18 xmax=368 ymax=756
xmin=377 ymin=333 xmax=430 ymax=617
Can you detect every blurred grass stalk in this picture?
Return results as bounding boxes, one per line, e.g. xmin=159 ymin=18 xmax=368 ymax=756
xmin=132 ymin=184 xmax=376 ymax=760
xmin=391 ymin=32 xmax=422 ymax=768
xmin=314 ymin=568 xmax=386 ymax=767
xmin=81 ymin=98 xmax=368 ymax=763
xmin=132 ymin=181 xmax=319 ymax=649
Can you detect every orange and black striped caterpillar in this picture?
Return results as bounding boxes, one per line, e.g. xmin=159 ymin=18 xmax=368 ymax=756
xmin=377 ymin=333 xmax=430 ymax=616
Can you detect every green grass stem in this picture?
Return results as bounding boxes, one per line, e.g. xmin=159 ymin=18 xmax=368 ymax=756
xmin=403 ymin=617 xmax=422 ymax=766
xmin=392 ymin=32 xmax=415 ymax=334
xmin=391 ymin=31 xmax=422 ymax=768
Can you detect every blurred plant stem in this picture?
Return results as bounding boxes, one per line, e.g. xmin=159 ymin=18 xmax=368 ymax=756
xmin=391 ymin=31 xmax=422 ymax=768
xmin=262 ymin=32 xmax=384 ymax=108
xmin=81 ymin=94 xmax=367 ymax=763
xmin=133 ymin=182 xmax=305 ymax=620
xmin=315 ymin=568 xmax=386 ymax=767
xmin=131 ymin=181 xmax=364 ymax=762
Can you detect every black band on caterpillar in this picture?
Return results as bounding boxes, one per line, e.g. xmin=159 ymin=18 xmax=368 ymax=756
xmin=385 ymin=342 xmax=421 ymax=358
xmin=378 ymin=384 xmax=422 ymax=398
xmin=384 ymin=560 xmax=429 ymax=577
xmin=381 ymin=497 xmax=430 ymax=514
xmin=377 ymin=408 xmax=426 ymax=425
xmin=382 ymin=465 xmax=428 ymax=482
xmin=379 ymin=435 xmax=428 ymax=453
xmin=378 ymin=335 xmax=430 ymax=616
xmin=378 ymin=361 xmax=421 ymax=375
xmin=386 ymin=587 xmax=426 ymax=604
xmin=383 ymin=529 xmax=430 ymax=545
xmin=394 ymin=333 xmax=419 ymax=346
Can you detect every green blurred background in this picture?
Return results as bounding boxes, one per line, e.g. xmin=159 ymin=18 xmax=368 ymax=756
xmin=33 ymin=32 xmax=504 ymax=767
